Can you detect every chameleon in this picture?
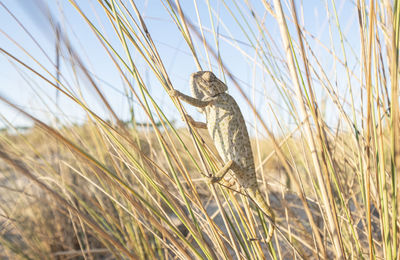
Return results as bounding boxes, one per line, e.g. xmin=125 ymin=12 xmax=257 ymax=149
xmin=169 ymin=71 xmax=275 ymax=242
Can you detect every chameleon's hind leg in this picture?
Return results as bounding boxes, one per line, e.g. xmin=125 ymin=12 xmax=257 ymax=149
xmin=208 ymin=160 xmax=242 ymax=184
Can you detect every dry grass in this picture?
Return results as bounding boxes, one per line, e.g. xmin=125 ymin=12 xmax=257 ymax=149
xmin=0 ymin=123 xmax=318 ymax=259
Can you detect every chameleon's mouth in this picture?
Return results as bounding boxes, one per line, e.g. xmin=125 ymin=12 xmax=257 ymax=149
xmin=190 ymin=73 xmax=205 ymax=98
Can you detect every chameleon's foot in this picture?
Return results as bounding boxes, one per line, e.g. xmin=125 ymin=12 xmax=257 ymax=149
xmin=185 ymin=114 xmax=195 ymax=124
xmin=168 ymin=89 xmax=180 ymax=98
xmin=207 ymin=176 xmax=222 ymax=185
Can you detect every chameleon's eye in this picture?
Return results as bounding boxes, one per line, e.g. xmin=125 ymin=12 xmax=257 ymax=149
xmin=202 ymin=71 xmax=215 ymax=82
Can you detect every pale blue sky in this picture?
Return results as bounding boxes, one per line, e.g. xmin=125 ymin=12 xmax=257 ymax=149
xmin=0 ymin=0 xmax=360 ymax=134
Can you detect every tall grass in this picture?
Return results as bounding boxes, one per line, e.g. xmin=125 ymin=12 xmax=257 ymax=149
xmin=0 ymin=0 xmax=399 ymax=259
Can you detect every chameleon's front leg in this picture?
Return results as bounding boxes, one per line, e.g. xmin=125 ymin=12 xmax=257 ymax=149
xmin=169 ymin=89 xmax=213 ymax=108
xmin=169 ymin=89 xmax=209 ymax=128
xmin=185 ymin=115 xmax=207 ymax=129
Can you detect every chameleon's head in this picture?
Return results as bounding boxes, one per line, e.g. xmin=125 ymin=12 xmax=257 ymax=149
xmin=190 ymin=71 xmax=227 ymax=97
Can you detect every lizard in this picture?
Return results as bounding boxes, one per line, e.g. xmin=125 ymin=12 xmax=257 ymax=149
xmin=169 ymin=71 xmax=275 ymax=243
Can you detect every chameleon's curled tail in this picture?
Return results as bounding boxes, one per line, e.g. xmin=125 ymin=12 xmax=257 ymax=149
xmin=247 ymin=188 xmax=275 ymax=243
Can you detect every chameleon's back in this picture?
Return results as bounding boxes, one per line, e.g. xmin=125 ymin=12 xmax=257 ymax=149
xmin=204 ymin=93 xmax=258 ymax=190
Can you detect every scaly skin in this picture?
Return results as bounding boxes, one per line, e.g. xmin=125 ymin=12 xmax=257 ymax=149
xmin=170 ymin=71 xmax=275 ymax=242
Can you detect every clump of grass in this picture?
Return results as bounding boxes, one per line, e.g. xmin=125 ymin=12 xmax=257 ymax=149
xmin=1 ymin=0 xmax=399 ymax=259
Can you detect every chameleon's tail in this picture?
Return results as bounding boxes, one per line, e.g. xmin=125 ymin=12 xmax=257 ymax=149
xmin=246 ymin=188 xmax=275 ymax=243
